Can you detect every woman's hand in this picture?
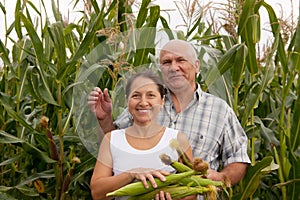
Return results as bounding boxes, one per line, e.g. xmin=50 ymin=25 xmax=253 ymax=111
xmin=154 ymin=191 xmax=197 ymax=200
xmin=128 ymin=168 xmax=170 ymax=189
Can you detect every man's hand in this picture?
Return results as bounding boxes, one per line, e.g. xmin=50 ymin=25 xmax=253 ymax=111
xmin=88 ymin=87 xmax=112 ymax=120
xmin=207 ymin=162 xmax=248 ymax=186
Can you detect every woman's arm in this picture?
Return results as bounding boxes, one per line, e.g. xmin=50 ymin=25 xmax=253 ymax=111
xmin=90 ymin=133 xmax=134 ymax=200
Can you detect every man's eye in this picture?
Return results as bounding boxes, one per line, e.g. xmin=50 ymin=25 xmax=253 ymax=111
xmin=162 ymin=60 xmax=171 ymax=65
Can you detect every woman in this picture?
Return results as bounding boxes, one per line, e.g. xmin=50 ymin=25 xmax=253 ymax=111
xmin=90 ymin=71 xmax=193 ymax=200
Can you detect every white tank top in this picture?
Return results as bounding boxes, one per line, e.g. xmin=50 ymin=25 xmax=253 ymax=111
xmin=110 ymin=127 xmax=179 ymax=176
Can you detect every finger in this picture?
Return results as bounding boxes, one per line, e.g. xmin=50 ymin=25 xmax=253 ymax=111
xmin=93 ymin=87 xmax=102 ymax=92
xmin=88 ymin=90 xmax=102 ymax=100
xmin=159 ymin=191 xmax=166 ymax=200
xmin=152 ymin=171 xmax=166 ymax=182
xmin=146 ymin=174 xmax=157 ymax=188
xmin=140 ymin=177 xmax=149 ymax=189
xmin=165 ymin=192 xmax=172 ymax=200
xmin=159 ymin=170 xmax=170 ymax=176
xmin=103 ymin=88 xmax=111 ymax=102
xmin=155 ymin=193 xmax=160 ymax=200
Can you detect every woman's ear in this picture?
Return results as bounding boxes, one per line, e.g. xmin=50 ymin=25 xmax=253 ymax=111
xmin=161 ymin=95 xmax=165 ymax=107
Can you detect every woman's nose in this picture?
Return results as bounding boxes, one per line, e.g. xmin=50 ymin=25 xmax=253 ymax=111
xmin=139 ymin=96 xmax=148 ymax=105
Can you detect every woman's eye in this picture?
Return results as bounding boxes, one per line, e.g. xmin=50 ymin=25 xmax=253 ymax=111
xmin=131 ymin=94 xmax=139 ymax=98
xmin=148 ymin=93 xmax=156 ymax=98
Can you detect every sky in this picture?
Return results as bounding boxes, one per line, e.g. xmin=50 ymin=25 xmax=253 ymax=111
xmin=0 ymin=0 xmax=299 ymax=51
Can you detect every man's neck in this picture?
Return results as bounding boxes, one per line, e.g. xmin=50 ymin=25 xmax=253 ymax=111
xmin=170 ymin=84 xmax=196 ymax=113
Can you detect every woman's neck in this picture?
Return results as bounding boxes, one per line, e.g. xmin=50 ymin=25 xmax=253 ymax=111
xmin=126 ymin=123 xmax=164 ymax=138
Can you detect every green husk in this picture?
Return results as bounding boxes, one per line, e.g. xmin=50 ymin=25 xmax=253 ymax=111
xmin=128 ymin=185 xmax=215 ymax=200
xmin=160 ymin=153 xmax=193 ymax=172
xmin=179 ymin=175 xmax=225 ymax=187
xmin=106 ymin=170 xmax=195 ymax=197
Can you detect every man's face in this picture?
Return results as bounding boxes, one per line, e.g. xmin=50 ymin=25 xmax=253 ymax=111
xmin=159 ymin=50 xmax=199 ymax=91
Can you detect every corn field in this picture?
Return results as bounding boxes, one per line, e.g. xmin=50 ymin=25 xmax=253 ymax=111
xmin=0 ymin=0 xmax=299 ymax=199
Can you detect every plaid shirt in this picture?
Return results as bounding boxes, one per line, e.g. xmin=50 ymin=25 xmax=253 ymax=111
xmin=114 ymin=84 xmax=251 ymax=170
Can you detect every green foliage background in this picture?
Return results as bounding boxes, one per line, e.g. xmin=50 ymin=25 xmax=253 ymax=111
xmin=0 ymin=0 xmax=299 ymax=199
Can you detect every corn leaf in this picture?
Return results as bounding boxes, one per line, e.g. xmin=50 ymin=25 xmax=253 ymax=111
xmin=15 ymin=185 xmax=39 ymax=197
xmin=237 ymin=0 xmax=255 ymax=35
xmin=159 ymin=16 xmax=175 ymax=40
xmin=0 ymin=94 xmax=35 ymax=132
xmin=133 ymin=5 xmax=160 ymax=67
xmin=289 ymin=92 xmax=300 ymax=199
xmin=232 ymin=156 xmax=273 ymax=200
xmin=0 ymin=2 xmax=5 ymax=14
xmin=0 ymin=39 xmax=11 ymax=66
xmin=232 ymin=43 xmax=248 ymax=87
xmin=205 ymin=44 xmax=241 ymax=87
xmin=136 ymin=0 xmax=151 ymax=28
xmin=0 ymin=155 xmax=22 ymax=166
xmin=262 ymin=2 xmax=288 ymax=72
xmin=69 ymin=11 xmax=104 ymax=66
xmin=19 ymin=13 xmax=45 ymax=69
xmin=47 ymin=22 xmax=66 ymax=73
xmin=14 ymin=0 xmax=22 ymax=39
xmin=0 ymin=131 xmax=56 ymax=163
xmin=241 ymin=62 xmax=274 ymax=126
xmin=17 ymin=169 xmax=55 ymax=187
xmin=26 ymin=66 xmax=58 ymax=106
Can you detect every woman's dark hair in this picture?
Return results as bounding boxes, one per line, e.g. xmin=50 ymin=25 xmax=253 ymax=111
xmin=125 ymin=71 xmax=166 ymax=99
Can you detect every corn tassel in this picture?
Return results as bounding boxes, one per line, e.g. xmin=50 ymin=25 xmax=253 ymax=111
xmin=160 ymin=153 xmax=192 ymax=172
xmin=106 ymin=170 xmax=195 ymax=197
xmin=127 ymin=185 xmax=215 ymax=200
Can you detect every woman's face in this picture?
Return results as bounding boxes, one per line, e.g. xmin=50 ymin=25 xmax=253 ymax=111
xmin=127 ymin=77 xmax=164 ymax=126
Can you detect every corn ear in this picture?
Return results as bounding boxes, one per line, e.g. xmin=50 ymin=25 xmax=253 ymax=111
xmin=128 ymin=185 xmax=214 ymax=200
xmin=106 ymin=170 xmax=195 ymax=197
xmin=179 ymin=175 xmax=225 ymax=187
xmin=169 ymin=139 xmax=193 ymax=168
xmin=160 ymin=153 xmax=192 ymax=172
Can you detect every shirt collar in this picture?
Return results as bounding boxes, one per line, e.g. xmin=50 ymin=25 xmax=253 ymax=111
xmin=165 ymin=83 xmax=202 ymax=102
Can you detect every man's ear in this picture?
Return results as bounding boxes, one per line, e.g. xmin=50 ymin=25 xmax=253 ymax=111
xmin=195 ymin=60 xmax=200 ymax=73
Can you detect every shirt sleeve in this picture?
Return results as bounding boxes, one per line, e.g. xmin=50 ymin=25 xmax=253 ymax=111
xmin=222 ymin=107 xmax=251 ymax=166
xmin=113 ymin=107 xmax=133 ymax=129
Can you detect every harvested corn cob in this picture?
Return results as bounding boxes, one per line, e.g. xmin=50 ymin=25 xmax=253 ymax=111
xmin=127 ymin=185 xmax=217 ymax=200
xmin=160 ymin=153 xmax=192 ymax=172
xmin=106 ymin=170 xmax=195 ymax=197
xmin=169 ymin=139 xmax=193 ymax=168
xmin=179 ymin=175 xmax=224 ymax=187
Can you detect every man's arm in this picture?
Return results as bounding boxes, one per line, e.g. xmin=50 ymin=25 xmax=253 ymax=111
xmin=98 ymin=115 xmax=115 ymax=133
xmin=207 ymin=162 xmax=249 ymax=186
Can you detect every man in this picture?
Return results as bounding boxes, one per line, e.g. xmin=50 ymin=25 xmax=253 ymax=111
xmin=88 ymin=39 xmax=251 ymax=186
